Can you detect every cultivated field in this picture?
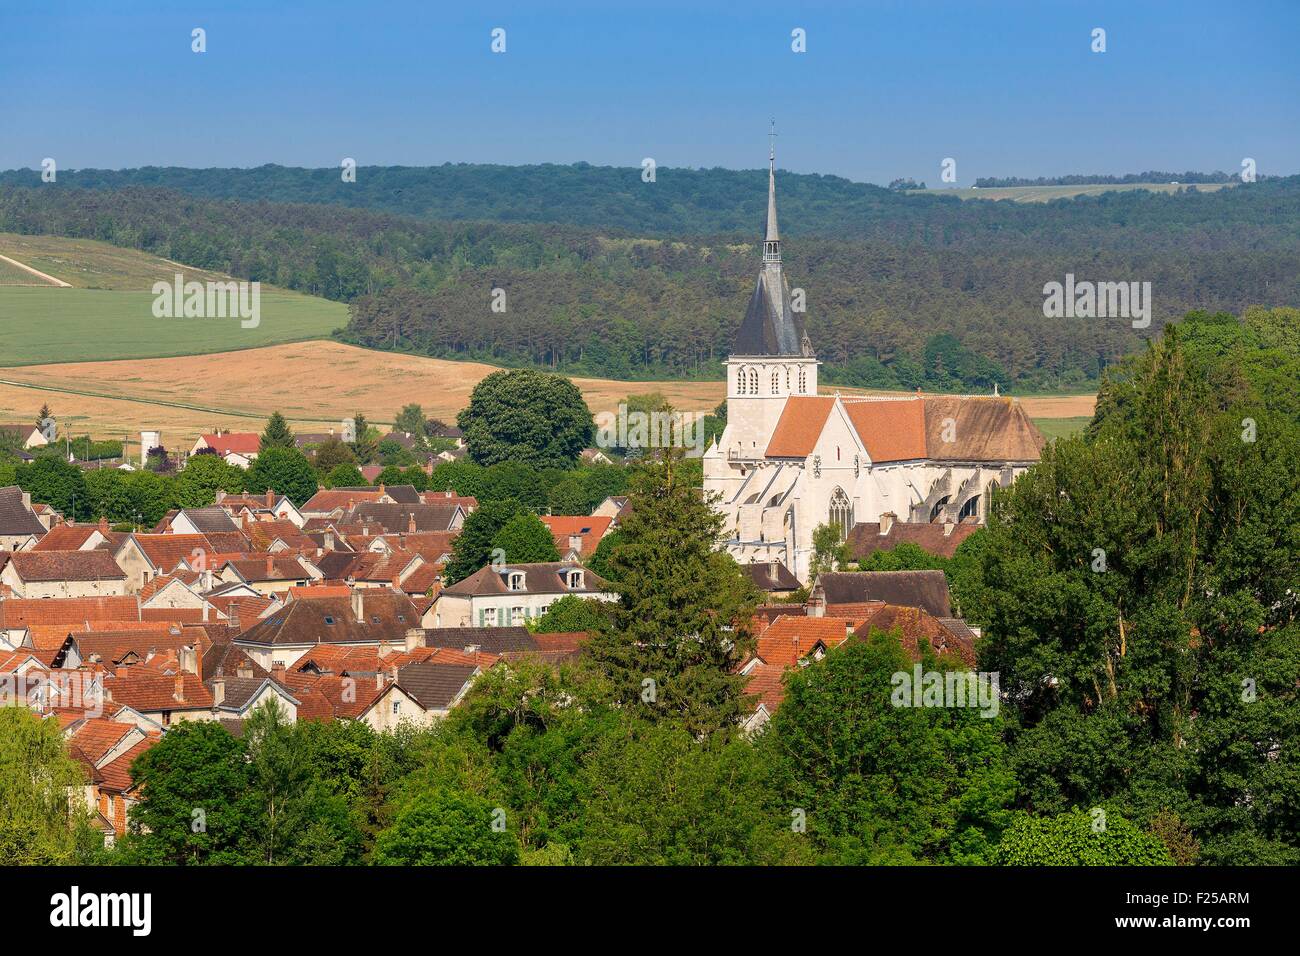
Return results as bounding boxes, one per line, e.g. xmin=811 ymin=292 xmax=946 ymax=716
xmin=0 ymin=234 xmax=348 ymax=365
xmin=0 ymin=340 xmax=1097 ymax=450
xmin=913 ymin=182 xmax=1236 ymax=203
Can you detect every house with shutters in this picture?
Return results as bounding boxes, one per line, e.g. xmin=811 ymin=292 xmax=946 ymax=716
xmin=427 ymin=561 xmax=616 ymax=628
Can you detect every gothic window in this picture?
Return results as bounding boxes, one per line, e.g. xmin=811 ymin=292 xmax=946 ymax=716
xmin=929 ymin=495 xmax=951 ymax=523
xmin=749 ymin=368 xmax=759 ymax=394
xmin=737 ymin=367 xmax=746 ymax=394
xmin=958 ymin=495 xmax=980 ymax=522
xmin=828 ymin=487 xmax=854 ymax=541
xmin=785 ymin=366 xmax=791 ymax=390
xmin=985 ymin=479 xmax=1000 ymax=519
xmin=798 ymin=367 xmax=807 ymax=394
xmin=771 ymin=369 xmax=781 ymax=393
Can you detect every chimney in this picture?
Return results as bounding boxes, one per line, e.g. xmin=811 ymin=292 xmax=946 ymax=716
xmin=21 ymin=490 xmax=31 ymax=511
xmin=173 ymin=673 xmax=185 ymax=703
xmin=216 ymin=490 xmax=225 ymax=503
xmin=408 ymin=513 xmax=416 ymax=533
xmin=352 ymin=589 xmax=364 ymax=622
xmin=203 ymin=569 xmax=214 ymax=591
xmin=392 ymin=573 xmax=403 ymax=591
xmin=99 ymin=516 xmax=110 ymax=533
xmin=227 ymin=610 xmax=240 ymax=631
xmin=238 ymin=660 xmax=255 ymax=678
xmin=242 ymin=511 xmax=251 ymax=531
xmin=266 ymin=554 xmax=274 ymax=576
xmin=569 ymin=534 xmax=582 ymax=553
xmin=210 ymin=676 xmax=225 ymax=707
xmin=182 ymin=643 xmax=202 ymax=675
xmin=202 ymin=602 xmax=210 ymax=623
xmin=378 ymin=483 xmax=386 ymax=497
xmin=266 ymin=490 xmax=275 ymax=508
xmin=324 ymin=531 xmax=335 ymax=551
xmin=463 ymin=643 xmax=481 ymax=655
xmin=405 ymin=627 xmax=425 ymax=652
xmin=270 ymin=661 xmax=285 ymax=675
xmin=879 ymin=512 xmax=896 ymax=536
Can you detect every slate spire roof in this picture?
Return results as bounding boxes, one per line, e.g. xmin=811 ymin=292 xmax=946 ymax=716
xmin=733 ymin=136 xmax=813 ymax=359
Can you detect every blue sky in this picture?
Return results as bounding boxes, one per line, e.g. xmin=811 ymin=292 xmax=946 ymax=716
xmin=2 ymin=0 xmax=1296 ymax=183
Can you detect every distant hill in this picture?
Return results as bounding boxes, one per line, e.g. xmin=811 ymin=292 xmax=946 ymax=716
xmin=0 ymin=169 xmax=1297 ymax=391
xmin=0 ymin=162 xmax=1290 ymax=239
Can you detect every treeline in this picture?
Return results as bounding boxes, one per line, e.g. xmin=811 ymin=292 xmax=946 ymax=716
xmin=973 ymin=171 xmax=1252 ymax=187
xmin=2 ymin=175 xmax=1298 ymax=389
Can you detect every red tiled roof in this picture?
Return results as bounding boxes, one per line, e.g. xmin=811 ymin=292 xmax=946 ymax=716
xmin=751 ymin=615 xmax=852 ymax=668
xmin=103 ymin=672 xmax=214 ymax=712
xmin=67 ymin=718 xmax=138 ymax=765
xmin=0 ymin=596 xmax=139 ymax=628
xmin=541 ymin=515 xmax=613 ymax=557
xmin=130 ymin=534 xmax=215 ymax=573
xmin=96 ymin=735 xmax=158 ymax=793
xmin=854 ymin=604 xmax=978 ymax=667
xmin=763 ymin=397 xmax=836 ymax=458
xmin=842 ymin=398 xmax=928 ymax=463
xmin=198 ymin=433 xmax=260 ymax=456
xmin=6 ymin=551 xmax=125 ymax=583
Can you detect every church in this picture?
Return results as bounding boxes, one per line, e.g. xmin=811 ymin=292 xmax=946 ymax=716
xmin=702 ymin=144 xmax=1045 ymax=583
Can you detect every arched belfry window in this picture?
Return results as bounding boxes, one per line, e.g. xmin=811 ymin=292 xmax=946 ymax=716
xmin=771 ymin=369 xmax=781 ymax=393
xmin=798 ymin=367 xmax=807 ymax=394
xmin=828 ymin=487 xmax=854 ymax=541
xmin=748 ymin=368 xmax=759 ymax=394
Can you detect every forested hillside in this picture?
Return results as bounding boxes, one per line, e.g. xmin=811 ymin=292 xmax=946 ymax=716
xmin=2 ymin=171 xmax=1297 ymax=390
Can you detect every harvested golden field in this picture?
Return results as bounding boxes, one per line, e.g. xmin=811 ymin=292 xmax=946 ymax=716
xmin=0 ymin=340 xmax=1094 ymax=449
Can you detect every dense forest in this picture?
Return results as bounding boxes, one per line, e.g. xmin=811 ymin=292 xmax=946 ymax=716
xmin=973 ymin=170 xmax=1250 ymax=187
xmin=2 ymin=169 xmax=1297 ymax=389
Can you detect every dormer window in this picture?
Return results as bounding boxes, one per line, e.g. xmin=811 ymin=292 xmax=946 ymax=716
xmin=566 ymin=569 xmax=584 ymax=589
xmin=507 ymin=571 xmax=525 ymax=591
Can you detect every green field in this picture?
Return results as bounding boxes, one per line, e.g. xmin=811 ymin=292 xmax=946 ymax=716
xmin=913 ymin=182 xmax=1236 ymax=203
xmin=0 ymin=287 xmax=348 ymax=365
xmin=0 ymin=234 xmax=347 ymax=365
xmin=1032 ymin=416 xmax=1091 ymax=441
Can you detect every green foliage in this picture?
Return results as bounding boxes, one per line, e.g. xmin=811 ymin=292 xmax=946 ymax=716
xmin=585 ymin=527 xmax=626 ymax=581
xmin=994 ymin=810 xmax=1174 ymax=865
xmin=443 ymin=499 xmax=528 ymax=584
xmin=810 ymin=521 xmax=850 ymax=575
xmin=311 ymin=435 xmax=356 ymax=472
xmin=583 ymin=452 xmax=760 ymax=738
xmin=246 ymin=446 xmax=319 ymax=506
xmin=576 ymin=718 xmax=810 ymax=865
xmin=326 ymin=463 xmax=367 ymax=488
xmin=532 ymin=594 xmax=609 ymax=634
xmin=491 ymin=512 xmax=562 ymax=565
xmin=458 ymin=369 xmax=594 ymax=469
xmin=14 ymin=457 xmax=89 ymax=520
xmin=259 ymin=411 xmax=295 ymax=450
xmin=0 ymin=708 xmax=90 ymax=865
xmin=173 ymin=453 xmax=245 ymax=508
xmin=393 ymin=403 xmax=428 ymax=437
xmin=762 ymin=633 xmax=1017 ymax=864
xmin=371 ymin=789 xmax=519 ymax=866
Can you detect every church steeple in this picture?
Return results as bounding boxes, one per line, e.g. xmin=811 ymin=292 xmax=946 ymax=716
xmin=764 ymin=122 xmax=780 ymax=262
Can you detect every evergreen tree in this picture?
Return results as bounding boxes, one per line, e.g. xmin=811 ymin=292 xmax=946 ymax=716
xmin=583 ymin=452 xmax=760 ymax=738
xmin=259 ymin=411 xmax=296 ymax=450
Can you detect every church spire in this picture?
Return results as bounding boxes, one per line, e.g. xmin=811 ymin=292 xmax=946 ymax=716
xmin=764 ymin=121 xmax=780 ymax=261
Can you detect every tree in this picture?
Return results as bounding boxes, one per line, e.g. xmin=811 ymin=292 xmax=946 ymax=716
xmin=533 ymin=594 xmax=609 ymax=633
xmin=394 ymin=403 xmax=428 ymax=437
xmin=0 ymin=708 xmax=90 ymax=865
xmin=173 ymin=453 xmax=245 ymax=508
xmin=491 ymin=512 xmax=562 ymax=565
xmin=586 ymin=527 xmax=626 ymax=581
xmin=376 ymin=465 xmax=409 ymax=487
xmin=994 ymin=811 xmax=1174 ymax=865
xmin=123 ymin=721 xmax=258 ymax=864
xmin=15 ymin=457 xmax=89 ymax=520
xmin=547 ymin=478 xmax=587 ymax=515
xmin=762 ymin=632 xmax=1016 ymax=864
xmin=576 ymin=717 xmax=809 ymax=865
xmin=371 ymin=789 xmax=519 ymax=866
xmin=582 ymin=452 xmax=759 ymax=738
xmin=458 ymin=369 xmax=594 ymax=469
xmin=810 ymin=521 xmax=850 ymax=576
xmin=478 ymin=461 xmax=548 ymax=510
xmin=443 ymin=499 xmax=528 ymax=584
xmin=312 ymin=435 xmax=356 ymax=472
xmin=348 ymin=412 xmax=378 ymax=464
xmin=125 ymin=469 xmax=172 ymax=526
xmin=259 ymin=411 xmax=295 ymax=450
xmin=242 ymin=700 xmax=362 ymax=865
xmin=326 ymin=463 xmax=367 ymax=488
xmin=246 ymin=446 xmax=319 ymax=506
xmin=83 ymin=468 xmax=132 ymax=522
